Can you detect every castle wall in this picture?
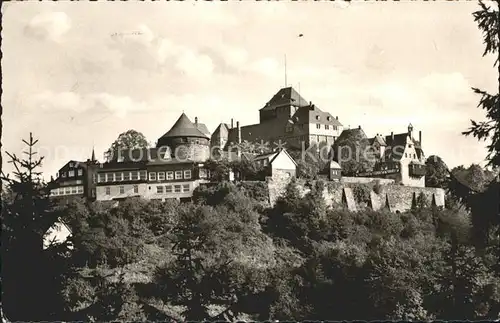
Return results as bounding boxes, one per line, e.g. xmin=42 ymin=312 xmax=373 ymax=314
xmin=267 ymin=176 xmax=445 ymax=213
xmin=341 ymin=177 xmax=395 ymax=185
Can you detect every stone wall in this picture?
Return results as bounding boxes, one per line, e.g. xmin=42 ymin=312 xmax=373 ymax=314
xmin=341 ymin=177 xmax=395 ymax=185
xmin=267 ymin=176 xmax=445 ymax=213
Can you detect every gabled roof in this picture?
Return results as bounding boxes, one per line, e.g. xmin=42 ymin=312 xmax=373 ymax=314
xmin=260 ymin=87 xmax=309 ymax=111
xmin=158 ymin=113 xmax=209 ymax=140
xmin=337 ymin=127 xmax=368 ymax=141
xmin=212 ymin=123 xmax=230 ymax=137
xmin=196 ymin=123 xmax=211 ymax=137
xmin=253 ymin=149 xmax=297 ymax=166
xmin=291 ymin=105 xmax=343 ymax=127
xmin=253 ymin=151 xmax=279 ymax=162
xmin=368 ymin=134 xmax=387 ymax=147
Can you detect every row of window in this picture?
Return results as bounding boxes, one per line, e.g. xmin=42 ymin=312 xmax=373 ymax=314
xmin=50 ymin=185 xmax=84 ymax=196
xmin=316 ymin=124 xmax=339 ymax=130
xmin=149 ymin=170 xmax=191 ymax=181
xmin=98 ymin=171 xmax=147 ymax=183
xmin=103 ymin=184 xmax=191 ymax=195
xmin=405 ymin=153 xmax=417 ymax=159
xmin=97 ymin=170 xmax=192 ymax=183
xmin=105 ymin=185 xmax=139 ymax=195
xmin=156 ymin=184 xmax=190 ymax=194
xmin=57 ymin=169 xmax=83 ymax=178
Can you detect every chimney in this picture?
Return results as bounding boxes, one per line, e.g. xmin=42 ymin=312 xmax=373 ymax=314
xmin=231 ymin=118 xmax=234 ymax=129
xmin=236 ymin=121 xmax=241 ymax=144
xmin=419 ymin=130 xmax=422 ymax=146
xmin=195 ymin=117 xmax=198 ymax=125
xmin=391 ymin=132 xmax=394 ymax=141
xmin=336 ymin=116 xmax=338 ymax=120
xmin=358 ymin=125 xmax=361 ymax=129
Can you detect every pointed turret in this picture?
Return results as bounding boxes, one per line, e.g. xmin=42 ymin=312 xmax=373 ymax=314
xmin=158 ymin=113 xmax=209 ymax=141
xmin=91 ymin=147 xmax=96 ymax=162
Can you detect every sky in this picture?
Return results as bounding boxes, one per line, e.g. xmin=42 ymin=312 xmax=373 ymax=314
xmin=2 ymin=1 xmax=498 ymax=180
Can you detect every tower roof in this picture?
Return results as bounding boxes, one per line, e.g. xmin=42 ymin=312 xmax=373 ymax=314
xmin=158 ymin=113 xmax=209 ymax=140
xmin=260 ymin=86 xmax=309 ymax=111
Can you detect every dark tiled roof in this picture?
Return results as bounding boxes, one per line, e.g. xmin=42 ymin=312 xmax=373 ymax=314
xmin=368 ymin=135 xmax=387 ymax=146
xmin=158 ymin=113 xmax=209 ymax=140
xmin=107 ymin=148 xmax=194 ymax=166
xmin=226 ymin=119 xmax=290 ymax=147
xmin=253 ymin=151 xmax=278 ymax=162
xmin=196 ymin=123 xmax=211 ymax=137
xmin=292 ymin=105 xmax=343 ymax=127
xmin=260 ymin=87 xmax=309 ymax=111
xmin=337 ymin=127 xmax=368 ymax=142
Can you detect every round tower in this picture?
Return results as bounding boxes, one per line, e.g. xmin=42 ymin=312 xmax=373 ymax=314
xmin=156 ymin=113 xmax=210 ymax=162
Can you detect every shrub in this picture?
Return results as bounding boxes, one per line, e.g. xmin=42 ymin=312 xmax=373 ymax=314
xmin=351 ymin=184 xmax=372 ymax=204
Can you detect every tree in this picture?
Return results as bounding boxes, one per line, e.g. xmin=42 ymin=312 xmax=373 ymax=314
xmin=1 ymin=133 xmax=67 ymax=320
xmin=153 ymin=202 xmax=275 ymax=321
xmin=105 ymin=129 xmax=150 ymax=161
xmin=463 ymin=1 xmax=499 ymax=167
xmin=425 ymin=155 xmax=450 ymax=188
xmin=332 ymin=131 xmax=376 ymax=175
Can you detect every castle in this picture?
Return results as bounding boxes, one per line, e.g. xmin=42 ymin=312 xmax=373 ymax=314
xmin=48 ymin=86 xmax=439 ymax=210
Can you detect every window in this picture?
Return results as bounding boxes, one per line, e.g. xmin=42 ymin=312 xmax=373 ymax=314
xmin=71 ymin=186 xmax=77 ymax=194
xmin=69 ymin=170 xmax=75 ymax=177
xmin=182 ymin=184 xmax=190 ymax=192
xmin=405 ymin=153 xmax=408 ymax=158
xmin=105 ymin=173 xmax=111 ymax=182
xmin=75 ymin=180 xmax=83 ymax=185
xmin=139 ymin=170 xmax=147 ymax=180
xmin=133 ymin=185 xmax=139 ymax=194
xmin=77 ymin=186 xmax=84 ymax=194
xmin=413 ymin=154 xmax=416 ymax=159
xmin=316 ymin=115 xmax=320 ymax=120
xmin=98 ymin=174 xmax=105 ymax=183
xmin=62 ymin=172 xmax=66 ymax=178
xmin=157 ymin=186 xmax=164 ymax=194
xmin=166 ymin=171 xmax=174 ymax=180
xmin=69 ymin=162 xmax=74 ymax=168
xmin=263 ymin=159 xmax=268 ymax=166
xmin=56 ymin=172 xmax=59 ymax=178
xmin=325 ymin=125 xmax=329 ymax=130
xmin=184 ymin=170 xmax=192 ymax=179
xmin=316 ymin=124 xmax=321 ymax=129
xmin=115 ymin=172 xmax=123 ymax=181
xmin=158 ymin=172 xmax=166 ymax=181
xmin=149 ymin=172 xmax=157 ymax=181
xmin=327 ymin=116 xmax=331 ymax=121
xmin=174 ymin=185 xmax=182 ymax=193
xmin=77 ymin=169 xmax=83 ymax=176
xmin=131 ymin=172 xmax=139 ymax=180
xmin=119 ymin=186 xmax=125 ymax=194
xmin=123 ymin=172 xmax=130 ymax=181
xmin=165 ymin=185 xmax=173 ymax=193
xmin=105 ymin=187 xmax=111 ymax=195
xmin=175 ymin=171 xmax=182 ymax=180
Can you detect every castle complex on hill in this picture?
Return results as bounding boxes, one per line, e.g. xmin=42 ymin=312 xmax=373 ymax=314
xmin=48 ymin=86 xmax=433 ymax=209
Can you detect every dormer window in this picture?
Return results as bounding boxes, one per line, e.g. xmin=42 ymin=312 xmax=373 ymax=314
xmin=327 ymin=116 xmax=331 ymax=121
xmin=316 ymin=115 xmax=320 ymax=120
xmin=69 ymin=162 xmax=74 ymax=168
